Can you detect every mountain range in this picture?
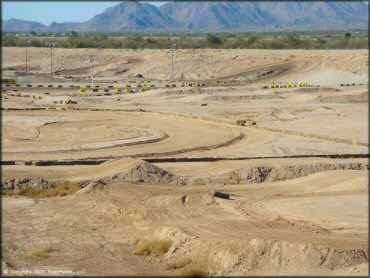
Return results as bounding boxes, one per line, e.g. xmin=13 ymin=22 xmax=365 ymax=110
xmin=3 ymin=1 xmax=369 ymax=33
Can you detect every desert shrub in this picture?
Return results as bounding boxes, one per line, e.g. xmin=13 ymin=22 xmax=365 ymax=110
xmin=246 ymin=34 xmax=258 ymax=46
xmin=234 ymin=174 xmax=243 ymax=184
xmin=270 ymin=176 xmax=279 ymax=182
xmin=2 ymin=32 xmax=367 ymax=49
xmin=205 ymin=33 xmax=229 ymax=48
xmin=181 ymin=266 xmax=209 ymax=277
xmin=123 ymin=39 xmax=139 ymax=49
xmin=1 ymin=190 xmax=16 ymax=196
xmin=284 ymin=32 xmax=301 ymax=48
xmin=206 ymin=33 xmax=223 ymax=46
xmin=27 ymin=244 xmax=52 ymax=258
xmin=176 ymin=37 xmax=195 ymax=48
xmin=222 ymin=39 xmax=236 ymax=49
xmin=134 ymin=240 xmax=171 ymax=256
xmin=223 ymin=36 xmax=248 ymax=49
xmin=236 ymin=119 xmax=246 ymax=126
xmin=264 ymin=39 xmax=284 ymax=49
xmin=166 ymin=257 xmax=192 ymax=269
xmin=270 ymin=175 xmax=286 ymax=182
xmin=188 ymin=39 xmax=206 ymax=49
xmin=16 ymin=182 xmax=82 ymax=198
xmin=153 ymin=38 xmax=173 ymax=49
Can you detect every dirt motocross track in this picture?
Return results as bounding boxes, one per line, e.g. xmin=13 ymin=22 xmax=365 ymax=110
xmin=1 ymin=48 xmax=369 ymax=276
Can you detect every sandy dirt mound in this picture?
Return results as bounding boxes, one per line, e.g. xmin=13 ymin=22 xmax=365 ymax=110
xmin=294 ymin=87 xmax=342 ymax=93
xmin=65 ymin=157 xmax=176 ymax=185
xmin=314 ymin=92 xmax=368 ymax=103
xmin=76 ymin=179 xmax=108 ymax=195
xmin=98 ymin=158 xmax=175 ymax=184
xmin=1 ymin=177 xmax=56 ymax=190
xmin=1 ymin=158 xmax=176 ymax=189
xmin=175 ymin=161 xmax=368 ymax=185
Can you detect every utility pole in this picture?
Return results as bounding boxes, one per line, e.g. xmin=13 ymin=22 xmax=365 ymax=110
xmin=25 ymin=40 xmax=30 ymax=73
xmin=90 ymin=57 xmax=96 ymax=87
xmin=171 ymin=43 xmax=176 ymax=81
xmin=46 ymin=41 xmax=56 ymax=77
xmin=51 ymin=46 xmax=53 ymax=77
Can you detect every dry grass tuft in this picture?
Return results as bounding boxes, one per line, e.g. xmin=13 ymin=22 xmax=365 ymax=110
xmin=27 ymin=244 xmax=52 ymax=258
xmin=270 ymin=176 xmax=285 ymax=182
xmin=166 ymin=257 xmax=192 ymax=270
xmin=134 ymin=240 xmax=172 ymax=256
xmin=1 ymin=189 xmax=16 ymax=196
xmin=181 ymin=266 xmax=209 ymax=277
xmin=7 ymin=182 xmax=82 ymax=198
xmin=234 ymin=174 xmax=243 ymax=184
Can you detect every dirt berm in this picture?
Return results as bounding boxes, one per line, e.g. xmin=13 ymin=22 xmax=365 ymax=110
xmin=1 ymin=158 xmax=177 ymax=189
xmin=2 ymin=160 xmax=368 ymax=189
xmin=182 ymin=162 xmax=368 ymax=185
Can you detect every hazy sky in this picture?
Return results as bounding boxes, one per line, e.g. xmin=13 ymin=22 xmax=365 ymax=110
xmin=2 ymin=1 xmax=166 ymax=25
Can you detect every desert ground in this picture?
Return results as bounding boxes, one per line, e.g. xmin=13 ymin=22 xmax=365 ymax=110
xmin=1 ymin=47 xmax=369 ymax=276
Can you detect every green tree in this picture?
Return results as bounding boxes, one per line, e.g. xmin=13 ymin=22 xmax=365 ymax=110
xmin=284 ymin=33 xmax=301 ymax=48
xmin=69 ymin=31 xmax=78 ymax=37
xmin=266 ymin=39 xmax=284 ymax=49
xmin=246 ymin=34 xmax=258 ymax=47
xmin=206 ymin=33 xmax=223 ymax=46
